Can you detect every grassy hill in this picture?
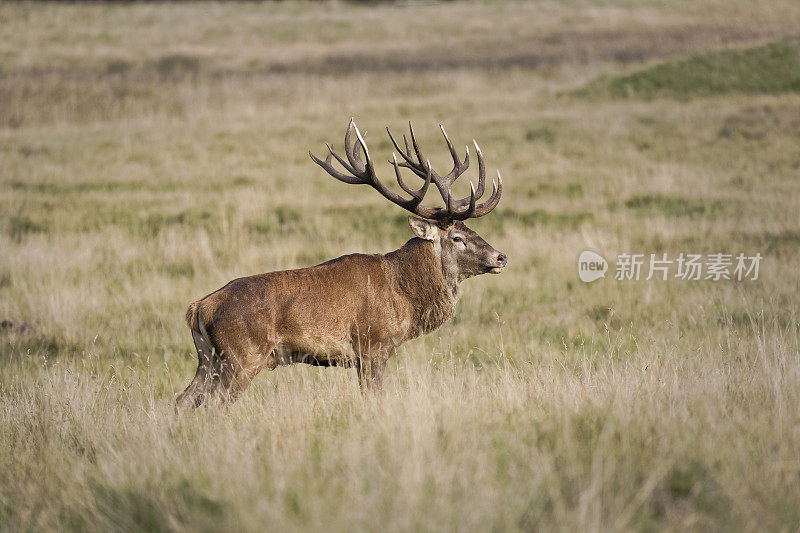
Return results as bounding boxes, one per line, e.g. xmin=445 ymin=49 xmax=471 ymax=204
xmin=574 ymin=35 xmax=800 ymax=99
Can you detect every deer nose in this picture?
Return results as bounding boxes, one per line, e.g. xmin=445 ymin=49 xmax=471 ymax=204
xmin=496 ymin=253 xmax=507 ymax=267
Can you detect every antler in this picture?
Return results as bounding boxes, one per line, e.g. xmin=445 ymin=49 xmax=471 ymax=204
xmin=310 ymin=119 xmax=502 ymax=223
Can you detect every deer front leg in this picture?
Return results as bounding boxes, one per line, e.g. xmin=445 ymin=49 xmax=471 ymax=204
xmin=356 ymin=350 xmax=390 ymax=393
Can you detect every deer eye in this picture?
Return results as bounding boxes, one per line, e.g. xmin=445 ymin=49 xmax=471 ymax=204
xmin=452 ymin=236 xmax=463 ymax=243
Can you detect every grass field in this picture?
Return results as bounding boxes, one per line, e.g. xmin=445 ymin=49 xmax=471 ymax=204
xmin=2 ymin=1 xmax=800 ymax=530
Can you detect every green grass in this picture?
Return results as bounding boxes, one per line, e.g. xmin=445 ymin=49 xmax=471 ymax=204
xmin=575 ymin=35 xmax=800 ymax=99
xmin=2 ymin=1 xmax=800 ymax=531
xmin=623 ymin=194 xmax=724 ymax=218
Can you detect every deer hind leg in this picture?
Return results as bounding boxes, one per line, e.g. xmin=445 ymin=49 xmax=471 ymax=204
xmin=176 ymin=330 xmax=218 ymax=410
xmin=203 ymin=340 xmax=276 ymax=406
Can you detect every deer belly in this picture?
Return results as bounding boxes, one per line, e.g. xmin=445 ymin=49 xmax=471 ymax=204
xmin=273 ymin=339 xmax=354 ymax=367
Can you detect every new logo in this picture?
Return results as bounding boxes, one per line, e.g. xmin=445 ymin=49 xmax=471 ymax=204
xmin=578 ymin=250 xmax=608 ymax=283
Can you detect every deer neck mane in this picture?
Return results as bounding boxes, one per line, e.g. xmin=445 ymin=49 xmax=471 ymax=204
xmin=388 ymin=237 xmax=460 ymax=337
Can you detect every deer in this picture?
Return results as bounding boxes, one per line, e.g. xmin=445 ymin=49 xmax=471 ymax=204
xmin=176 ymin=119 xmax=506 ymax=408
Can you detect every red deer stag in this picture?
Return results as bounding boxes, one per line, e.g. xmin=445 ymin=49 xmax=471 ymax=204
xmin=176 ymin=119 xmax=505 ymax=408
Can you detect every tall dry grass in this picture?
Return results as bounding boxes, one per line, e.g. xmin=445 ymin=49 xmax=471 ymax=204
xmin=1 ymin=1 xmax=800 ymax=530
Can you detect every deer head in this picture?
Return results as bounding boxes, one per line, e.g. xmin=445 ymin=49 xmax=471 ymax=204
xmin=310 ymin=119 xmax=507 ymax=280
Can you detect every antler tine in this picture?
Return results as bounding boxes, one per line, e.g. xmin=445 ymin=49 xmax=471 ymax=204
xmin=326 ymin=142 xmax=359 ymax=177
xmin=439 ymin=125 xmax=471 ymax=186
xmin=392 ymin=153 xmax=432 ymax=204
xmin=449 ymin=181 xmax=478 ymax=221
xmin=392 ymin=153 xmax=415 ymax=196
xmin=386 ymin=127 xmax=428 ymax=179
xmin=407 ymin=122 xmax=427 ymax=172
xmin=471 ymin=170 xmax=503 ymax=217
xmin=352 ymin=137 xmax=364 ymax=166
xmin=472 ymin=140 xmax=485 ymax=198
xmin=440 ymin=125 xmax=459 ymax=166
xmin=430 ymin=126 xmax=481 ymax=217
xmin=343 ymin=118 xmax=366 ymax=173
xmin=451 ymin=139 xmax=486 ymax=209
xmin=386 ymin=127 xmax=411 ymax=162
xmin=351 ymin=122 xmax=372 ymax=171
xmin=309 ymin=148 xmax=361 ymax=185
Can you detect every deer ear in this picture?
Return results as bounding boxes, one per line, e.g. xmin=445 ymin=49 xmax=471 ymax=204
xmin=408 ymin=216 xmax=439 ymax=241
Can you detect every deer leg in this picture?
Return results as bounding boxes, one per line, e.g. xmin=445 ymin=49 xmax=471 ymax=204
xmin=356 ymin=351 xmax=389 ymax=393
xmin=176 ymin=330 xmax=217 ymax=409
xmin=205 ymin=341 xmax=276 ymax=405
xmin=175 ymin=365 xmax=211 ymax=409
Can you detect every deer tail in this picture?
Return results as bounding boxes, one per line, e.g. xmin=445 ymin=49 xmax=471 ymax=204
xmin=186 ymin=300 xmax=214 ymax=351
xmin=185 ymin=300 xmax=201 ymax=331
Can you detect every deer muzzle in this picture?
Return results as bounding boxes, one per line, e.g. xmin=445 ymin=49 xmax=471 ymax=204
xmin=489 ymin=252 xmax=507 ymax=274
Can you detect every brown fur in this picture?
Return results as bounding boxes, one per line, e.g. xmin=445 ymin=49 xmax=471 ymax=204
xmin=176 ymin=219 xmax=505 ymax=408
